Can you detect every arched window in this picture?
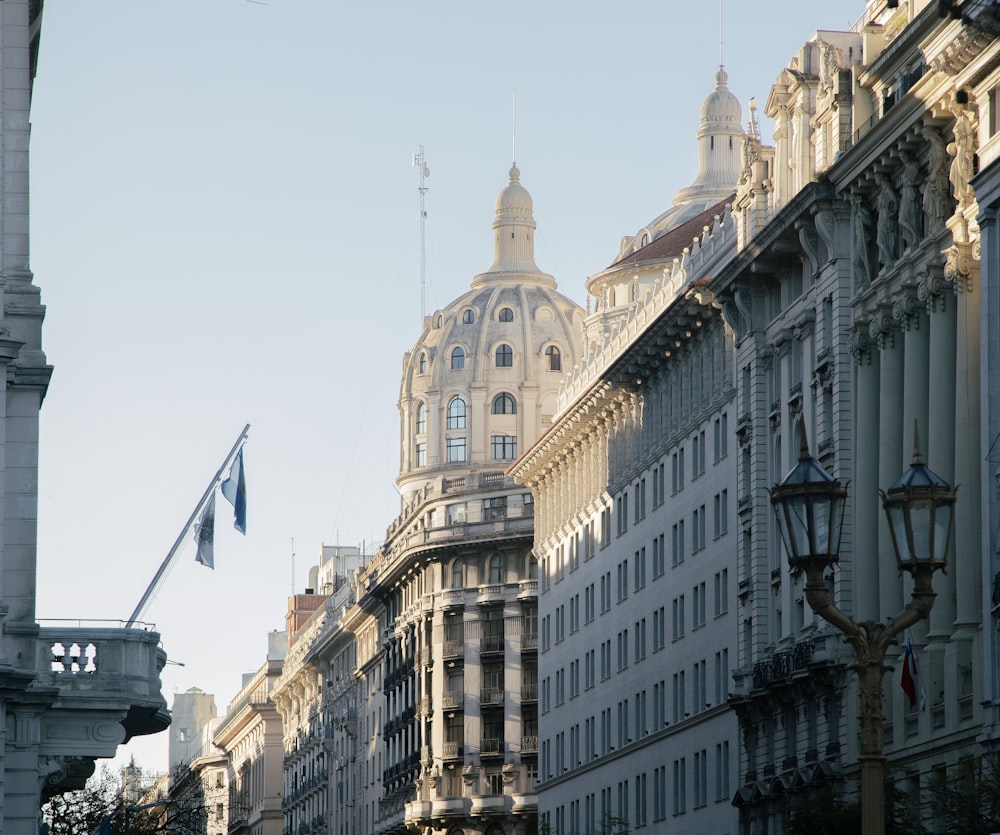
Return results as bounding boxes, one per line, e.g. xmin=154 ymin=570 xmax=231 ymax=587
xmin=415 ymin=402 xmax=427 ymax=434
xmin=418 ymin=352 xmax=427 ymax=374
xmin=462 ymin=309 xmax=475 ymax=324
xmin=492 ymin=393 xmax=517 ymax=414
xmin=451 ymin=560 xmax=464 ymax=589
xmin=640 ymin=233 xmax=650 ymax=247
xmin=528 ymin=555 xmax=538 ymax=579
xmin=451 ymin=347 xmax=465 ymax=370
xmin=545 ymin=345 xmax=562 ymax=371
xmin=496 ymin=344 xmax=513 ymax=367
xmin=447 ymin=396 xmax=467 ymax=429
xmin=436 ymin=314 xmax=444 ymax=328
xmin=498 ymin=307 xmax=514 ymax=322
xmin=489 ymin=554 xmax=504 ymax=584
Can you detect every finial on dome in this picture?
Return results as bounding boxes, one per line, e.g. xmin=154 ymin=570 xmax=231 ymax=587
xmin=509 ymin=164 xmax=521 ymax=182
xmin=716 ymin=65 xmax=729 ymax=87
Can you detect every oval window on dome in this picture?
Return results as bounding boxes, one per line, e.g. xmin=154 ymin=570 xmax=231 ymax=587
xmin=495 ymin=344 xmax=513 ymax=367
xmin=498 ymin=307 xmax=514 ymax=322
xmin=451 ymin=347 xmax=465 ymax=370
xmin=462 ymin=309 xmax=475 ymax=325
xmin=492 ymin=393 xmax=517 ymax=414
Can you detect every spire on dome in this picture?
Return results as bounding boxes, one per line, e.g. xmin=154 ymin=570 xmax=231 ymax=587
xmin=472 ymin=164 xmax=555 ymax=287
xmin=671 ymin=65 xmax=745 ymax=209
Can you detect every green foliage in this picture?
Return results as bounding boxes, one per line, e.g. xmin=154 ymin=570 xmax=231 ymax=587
xmin=41 ymin=765 xmax=166 ymax=835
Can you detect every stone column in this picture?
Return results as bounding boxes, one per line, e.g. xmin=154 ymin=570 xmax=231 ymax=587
xmin=851 ymin=323 xmax=880 ymax=622
xmin=947 ymin=242 xmax=982 ymax=632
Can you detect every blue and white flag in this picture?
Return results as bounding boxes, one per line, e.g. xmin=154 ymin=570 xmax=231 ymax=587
xmin=195 ymin=493 xmax=216 ymax=569
xmin=221 ymin=447 xmax=247 ymax=535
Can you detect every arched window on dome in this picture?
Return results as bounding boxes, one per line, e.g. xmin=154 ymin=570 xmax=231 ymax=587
xmin=545 ymin=345 xmax=562 ymax=371
xmin=447 ymin=396 xmax=467 ymax=429
xmin=451 ymin=347 xmax=465 ymax=370
xmin=640 ymin=233 xmax=649 ymax=247
xmin=496 ymin=344 xmax=513 ymax=367
xmin=488 ymin=553 xmax=504 ymax=584
xmin=418 ymin=353 xmax=427 ymax=374
xmin=415 ymin=402 xmax=427 ymax=434
xmin=462 ymin=309 xmax=475 ymax=324
xmin=436 ymin=314 xmax=444 ymax=328
xmin=498 ymin=307 xmax=514 ymax=322
xmin=492 ymin=393 xmax=517 ymax=415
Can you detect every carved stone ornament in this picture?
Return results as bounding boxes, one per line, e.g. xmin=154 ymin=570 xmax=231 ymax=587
xmin=461 ymin=764 xmax=478 ymax=786
xmin=797 ymin=219 xmax=821 ymax=275
xmin=851 ymin=194 xmax=874 ymax=291
xmin=899 ymin=155 xmax=923 ymax=250
xmin=875 ymin=173 xmax=900 ymax=272
xmin=923 ymin=124 xmax=951 ymax=230
xmin=944 ymin=241 xmax=976 ymax=293
xmin=848 ymin=321 xmax=872 ymax=363
xmin=948 ymin=105 xmax=976 ymax=213
xmin=868 ymin=306 xmax=896 ymax=349
xmin=813 ymin=208 xmax=837 ymax=262
xmin=917 ymin=267 xmax=947 ymax=312
xmin=891 ymin=289 xmax=920 ymax=329
xmin=501 ymin=762 xmax=518 ymax=784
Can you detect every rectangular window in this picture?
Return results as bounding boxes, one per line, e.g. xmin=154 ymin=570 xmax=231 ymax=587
xmin=601 ymin=640 xmax=611 ymax=681
xmin=616 ymin=560 xmax=629 ymax=602
xmin=692 ymin=582 xmax=706 ymax=629
xmin=634 ymin=618 xmax=646 ymax=662
xmin=714 ymin=412 xmax=728 ymax=462
xmin=673 ymin=758 xmax=687 ymax=815
xmin=617 ymin=493 xmax=629 ymax=536
xmin=652 ymin=533 xmax=665 ymax=578
xmin=490 ymin=434 xmax=517 ymax=460
xmin=484 ymin=496 xmax=507 ymax=520
xmin=694 ymin=749 xmax=708 ymax=808
xmin=601 ymin=508 xmax=611 ymax=547
xmin=585 ymin=649 xmax=595 ymax=690
xmin=654 ymin=606 xmax=665 ymax=651
xmin=415 ymin=442 xmax=426 ymax=467
xmin=715 ymin=741 xmax=730 ymax=802
xmin=692 ymin=505 xmax=707 ymax=552
xmin=672 ymin=670 xmax=686 ymax=723
xmin=672 ymin=595 xmax=685 ymax=641
xmin=653 ymin=462 xmax=665 ymax=508
xmin=714 ymin=569 xmax=728 ymax=617
xmin=655 ymin=766 xmax=667 ymax=821
xmin=600 ymin=572 xmax=612 ymax=613
xmin=714 ymin=489 xmax=729 ymax=538
xmin=585 ymin=583 xmax=595 ymax=623
xmin=586 ymin=519 xmax=596 ymax=560
xmin=715 ymin=648 xmax=729 ymax=704
xmin=446 ymin=437 xmax=467 ymax=462
xmin=672 ymin=521 xmax=685 ymax=566
xmin=634 ymin=547 xmax=646 ymax=591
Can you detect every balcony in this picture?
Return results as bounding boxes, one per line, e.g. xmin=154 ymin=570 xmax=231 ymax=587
xmin=442 ymin=690 xmax=464 ymax=711
xmin=521 ymin=683 xmax=538 ymax=702
xmin=442 ymin=640 xmax=464 ymax=660
xmin=522 ymin=634 xmax=538 ymax=652
xmin=517 ymin=579 xmax=538 ymax=599
xmin=751 ymin=640 xmax=815 ymax=690
xmin=37 ymin=624 xmax=170 ymax=755
xmin=480 ymin=738 xmax=503 ymax=757
xmin=480 ymin=635 xmax=504 ymax=655
xmin=477 ymin=584 xmax=505 ymax=604
xmin=442 ymin=741 xmax=462 ymax=759
xmin=521 ymin=735 xmax=538 ymax=754
xmin=480 ymin=687 xmax=504 ymax=706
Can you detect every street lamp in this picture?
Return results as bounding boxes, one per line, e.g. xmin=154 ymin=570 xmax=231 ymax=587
xmin=769 ymin=425 xmax=956 ymax=835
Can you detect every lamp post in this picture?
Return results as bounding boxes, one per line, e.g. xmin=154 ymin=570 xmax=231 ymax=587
xmin=769 ymin=426 xmax=956 ymax=835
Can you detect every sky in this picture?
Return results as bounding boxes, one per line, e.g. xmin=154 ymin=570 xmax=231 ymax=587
xmin=29 ymin=0 xmax=865 ymax=774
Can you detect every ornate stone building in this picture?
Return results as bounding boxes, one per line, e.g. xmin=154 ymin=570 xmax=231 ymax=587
xmin=512 ymin=68 xmax=743 ymax=835
xmin=707 ymin=1 xmax=996 ymax=831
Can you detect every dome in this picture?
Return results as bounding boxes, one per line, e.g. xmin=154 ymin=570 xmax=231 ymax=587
xmin=496 ymin=164 xmax=533 ymax=213
xmin=701 ymin=66 xmax=742 ymax=124
xmin=397 ymin=166 xmax=585 ymax=504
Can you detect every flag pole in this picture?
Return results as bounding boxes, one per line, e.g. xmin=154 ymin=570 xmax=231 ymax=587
xmin=126 ymin=423 xmax=250 ymax=627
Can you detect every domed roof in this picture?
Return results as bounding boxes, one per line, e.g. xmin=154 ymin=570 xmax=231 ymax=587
xmin=701 ymin=66 xmax=742 ymax=124
xmin=397 ymin=166 xmax=585 ymax=502
xmin=496 ymin=164 xmax=533 ymax=214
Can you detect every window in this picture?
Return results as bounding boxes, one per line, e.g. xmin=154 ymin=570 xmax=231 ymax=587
xmin=653 ymin=462 xmax=665 ymax=507
xmin=634 ymin=547 xmax=646 ymax=591
xmin=496 ymin=344 xmax=513 ymax=366
xmin=673 ymin=758 xmax=686 ymax=815
xmin=714 ymin=490 xmax=729 ymax=538
xmin=653 ymin=606 xmax=665 ymax=651
xmin=715 ymin=741 xmax=730 ymax=802
xmin=692 ymin=582 xmax=706 ymax=628
xmin=462 ymin=309 xmax=475 ymax=324
xmin=653 ymin=533 xmax=665 ymax=578
xmin=616 ymin=493 xmax=629 ymax=536
xmin=692 ymin=505 xmax=706 ymax=552
xmin=447 ymin=396 xmax=467 ymax=429
xmin=451 ymin=347 xmax=465 ymax=370
xmin=415 ymin=402 xmax=427 ymax=434
xmin=498 ymin=307 xmax=514 ymax=322
xmin=492 ymin=393 xmax=517 ymax=414
xmin=418 ymin=353 xmax=427 ymax=374
xmin=714 ymin=413 xmax=728 ymax=462
xmin=451 ymin=560 xmax=464 ymax=588
xmin=694 ymin=750 xmax=708 ymax=808
xmin=447 ymin=437 xmax=467 ymax=462
xmin=672 ymin=595 xmax=685 ymax=641
xmin=672 ymin=521 xmax=685 ymax=566
xmin=491 ymin=435 xmax=517 ymax=460
xmin=715 ymin=649 xmax=729 ymax=704
xmin=714 ymin=569 xmax=728 ymax=617
xmin=545 ymin=345 xmax=562 ymax=371
xmin=447 ymin=503 xmax=467 ymax=525
xmin=672 ymin=448 xmax=685 ymax=492
xmin=692 ymin=430 xmax=706 ymax=478
xmin=415 ymin=442 xmax=426 ymax=467
xmin=488 ymin=554 xmax=504 ymax=583
xmin=484 ymin=497 xmax=507 ymax=520
xmin=634 ymin=479 xmax=646 ymax=522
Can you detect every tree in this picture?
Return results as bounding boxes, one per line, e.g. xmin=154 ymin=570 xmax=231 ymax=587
xmin=42 ymin=765 xmax=165 ymax=835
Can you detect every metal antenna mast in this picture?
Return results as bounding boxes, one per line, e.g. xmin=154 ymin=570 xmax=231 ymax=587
xmin=412 ymin=147 xmax=430 ymax=321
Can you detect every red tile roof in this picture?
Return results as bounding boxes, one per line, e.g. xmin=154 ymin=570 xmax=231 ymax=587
xmin=609 ymin=195 xmax=734 ymax=269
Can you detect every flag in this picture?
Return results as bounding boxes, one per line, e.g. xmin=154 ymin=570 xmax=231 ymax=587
xmin=195 ymin=493 xmax=216 ymax=569
xmin=221 ymin=447 xmax=247 ymax=534
xmin=900 ymin=630 xmax=919 ymax=709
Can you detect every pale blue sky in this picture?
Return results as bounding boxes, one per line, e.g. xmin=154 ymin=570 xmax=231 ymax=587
xmin=29 ymin=0 xmax=863 ymax=772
